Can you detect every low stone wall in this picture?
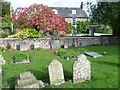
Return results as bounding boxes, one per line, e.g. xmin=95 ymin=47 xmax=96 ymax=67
xmin=0 ymin=37 xmax=119 ymax=50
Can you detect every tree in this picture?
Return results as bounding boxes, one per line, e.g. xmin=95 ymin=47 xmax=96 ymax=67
xmin=11 ymin=4 xmax=70 ymax=34
xmin=87 ymin=2 xmax=120 ymax=35
xmin=77 ymin=21 xmax=89 ymax=34
xmin=0 ymin=1 xmax=10 ymax=17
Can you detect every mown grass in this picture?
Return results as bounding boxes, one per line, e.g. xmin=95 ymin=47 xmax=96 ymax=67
xmin=2 ymin=45 xmax=119 ymax=88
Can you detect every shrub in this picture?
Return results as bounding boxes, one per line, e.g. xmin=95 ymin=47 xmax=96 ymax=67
xmin=57 ymin=50 xmax=74 ymax=59
xmin=12 ymin=53 xmax=28 ymax=63
xmin=36 ymin=47 xmax=43 ymax=50
xmin=76 ymin=48 xmax=86 ymax=53
xmin=0 ymin=33 xmax=8 ymax=38
xmin=7 ymin=29 xmax=45 ymax=38
xmin=77 ymin=21 xmax=90 ymax=34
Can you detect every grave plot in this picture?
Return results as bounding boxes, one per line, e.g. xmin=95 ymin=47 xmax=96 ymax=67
xmin=85 ymin=52 xmax=103 ymax=58
xmin=76 ymin=48 xmax=87 ymax=54
xmin=54 ymin=50 xmax=76 ymax=60
xmin=12 ymin=53 xmax=30 ymax=64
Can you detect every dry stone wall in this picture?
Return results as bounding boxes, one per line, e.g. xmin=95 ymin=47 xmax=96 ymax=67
xmin=0 ymin=37 xmax=119 ymax=51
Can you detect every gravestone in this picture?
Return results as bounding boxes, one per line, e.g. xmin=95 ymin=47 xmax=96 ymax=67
xmin=15 ymin=71 xmax=45 ymax=89
xmin=64 ymin=44 xmax=68 ymax=48
xmin=20 ymin=42 xmax=29 ymax=51
xmin=73 ymin=54 xmax=91 ymax=83
xmin=16 ymin=45 xmax=20 ymax=50
xmin=48 ymin=60 xmax=65 ymax=85
xmin=50 ymin=40 xmax=61 ymax=49
xmin=85 ymin=52 xmax=103 ymax=58
xmin=0 ymin=55 xmax=6 ymax=65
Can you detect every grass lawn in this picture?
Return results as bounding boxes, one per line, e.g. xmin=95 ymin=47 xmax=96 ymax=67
xmin=2 ymin=45 xmax=119 ymax=88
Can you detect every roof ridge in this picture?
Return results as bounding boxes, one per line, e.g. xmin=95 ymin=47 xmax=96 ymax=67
xmin=49 ymin=7 xmax=81 ymax=8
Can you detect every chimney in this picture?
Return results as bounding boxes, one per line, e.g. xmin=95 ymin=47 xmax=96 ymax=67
xmin=80 ymin=2 xmax=83 ymax=9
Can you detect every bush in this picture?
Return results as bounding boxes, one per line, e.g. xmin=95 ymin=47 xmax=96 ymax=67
xmin=77 ymin=21 xmax=90 ymax=34
xmin=0 ymin=33 xmax=8 ymax=38
xmin=76 ymin=48 xmax=86 ymax=53
xmin=95 ymin=26 xmax=113 ymax=34
xmin=36 ymin=47 xmax=43 ymax=50
xmin=57 ymin=50 xmax=74 ymax=59
xmin=12 ymin=53 xmax=28 ymax=63
xmin=2 ymin=22 xmax=11 ymax=29
xmin=7 ymin=29 xmax=45 ymax=38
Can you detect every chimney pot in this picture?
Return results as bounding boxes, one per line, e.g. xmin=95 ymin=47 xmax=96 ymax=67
xmin=80 ymin=2 xmax=83 ymax=9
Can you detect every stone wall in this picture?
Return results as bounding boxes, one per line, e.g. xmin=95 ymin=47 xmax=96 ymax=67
xmin=0 ymin=37 xmax=119 ymax=50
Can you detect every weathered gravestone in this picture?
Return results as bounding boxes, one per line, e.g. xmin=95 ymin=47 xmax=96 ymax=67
xmin=50 ymin=40 xmax=61 ymax=49
xmin=73 ymin=54 xmax=91 ymax=83
xmin=64 ymin=44 xmax=68 ymax=48
xmin=85 ymin=52 xmax=103 ymax=58
xmin=20 ymin=42 xmax=29 ymax=51
xmin=15 ymin=72 xmax=45 ymax=89
xmin=0 ymin=55 xmax=6 ymax=65
xmin=48 ymin=60 xmax=65 ymax=85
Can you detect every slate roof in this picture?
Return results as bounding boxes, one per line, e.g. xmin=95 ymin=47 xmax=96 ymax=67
xmin=49 ymin=7 xmax=88 ymax=18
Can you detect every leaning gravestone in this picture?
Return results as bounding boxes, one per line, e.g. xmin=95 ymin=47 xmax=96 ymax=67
xmin=20 ymin=42 xmax=29 ymax=51
xmin=48 ymin=60 xmax=65 ymax=85
xmin=50 ymin=40 xmax=61 ymax=49
xmin=73 ymin=54 xmax=91 ymax=83
xmin=85 ymin=52 xmax=103 ymax=58
xmin=15 ymin=72 xmax=45 ymax=89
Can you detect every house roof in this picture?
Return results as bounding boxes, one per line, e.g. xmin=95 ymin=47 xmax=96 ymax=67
xmin=49 ymin=7 xmax=88 ymax=18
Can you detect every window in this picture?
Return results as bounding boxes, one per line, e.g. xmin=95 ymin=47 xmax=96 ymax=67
xmin=73 ymin=18 xmax=76 ymax=25
xmin=52 ymin=9 xmax=58 ymax=14
xmin=72 ymin=10 xmax=76 ymax=14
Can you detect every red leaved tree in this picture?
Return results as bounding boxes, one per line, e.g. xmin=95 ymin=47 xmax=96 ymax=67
xmin=11 ymin=4 xmax=70 ymax=34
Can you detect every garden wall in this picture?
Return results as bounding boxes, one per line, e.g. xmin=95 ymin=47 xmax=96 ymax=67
xmin=0 ymin=37 xmax=119 ymax=50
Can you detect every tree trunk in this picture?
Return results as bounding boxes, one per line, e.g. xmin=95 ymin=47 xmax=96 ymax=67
xmin=112 ymin=24 xmax=120 ymax=36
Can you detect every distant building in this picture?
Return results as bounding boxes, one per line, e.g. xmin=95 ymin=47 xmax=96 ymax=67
xmin=49 ymin=2 xmax=88 ymax=25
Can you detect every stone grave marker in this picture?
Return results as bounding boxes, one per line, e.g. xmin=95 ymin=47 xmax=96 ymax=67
xmin=85 ymin=52 xmax=103 ymax=58
xmin=0 ymin=55 xmax=6 ymax=65
xmin=50 ymin=40 xmax=61 ymax=49
xmin=15 ymin=71 xmax=45 ymax=89
xmin=64 ymin=44 xmax=68 ymax=48
xmin=20 ymin=42 xmax=29 ymax=51
xmin=16 ymin=45 xmax=20 ymax=50
xmin=73 ymin=54 xmax=91 ymax=83
xmin=48 ymin=59 xmax=65 ymax=85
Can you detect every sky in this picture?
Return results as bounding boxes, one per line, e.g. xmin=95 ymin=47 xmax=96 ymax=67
xmin=6 ymin=0 xmax=97 ymax=10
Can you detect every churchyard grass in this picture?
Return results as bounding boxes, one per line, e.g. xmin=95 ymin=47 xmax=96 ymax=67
xmin=2 ymin=45 xmax=118 ymax=88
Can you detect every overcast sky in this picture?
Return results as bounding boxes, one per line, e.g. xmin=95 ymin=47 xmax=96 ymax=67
xmin=6 ymin=0 xmax=97 ymax=10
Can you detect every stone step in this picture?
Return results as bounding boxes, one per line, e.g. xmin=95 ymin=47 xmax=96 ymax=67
xmin=17 ymin=77 xmax=38 ymax=87
xmin=16 ymin=82 xmax=40 ymax=88
xmin=22 ymin=83 xmax=40 ymax=88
